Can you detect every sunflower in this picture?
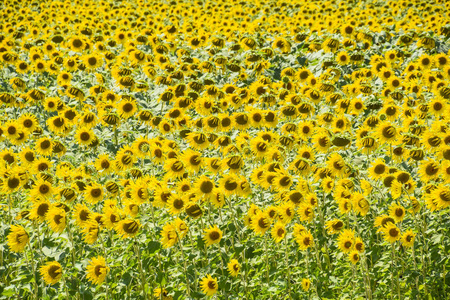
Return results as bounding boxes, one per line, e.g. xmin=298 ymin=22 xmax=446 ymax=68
xmin=349 ymin=250 xmax=360 ymax=264
xmin=325 ymin=219 xmax=345 ymax=235
xmin=203 ymin=225 xmax=223 ymax=247
xmin=200 ymin=274 xmax=218 ymax=297
xmin=75 ymin=127 xmax=95 ymax=147
xmin=7 ymin=225 xmax=29 ymax=253
xmin=74 ymin=204 xmax=91 ymax=227
xmin=103 ymin=208 xmax=122 ymax=229
xmin=368 ymin=158 xmax=388 ymax=180
xmin=337 ymin=229 xmax=355 ymax=253
xmin=219 ymin=174 xmax=239 ymax=196
xmin=166 ymin=195 xmax=186 ymax=215
xmin=84 ymin=182 xmax=104 ymax=204
xmin=160 ymin=222 xmax=178 ymax=249
xmin=432 ymin=185 xmax=450 ymax=210
xmin=116 ymin=219 xmax=140 ymax=238
xmin=30 ymin=178 xmax=54 ymax=199
xmin=1 ymin=173 xmax=22 ymax=194
xmin=418 ymin=159 xmax=440 ymax=182
xmin=47 ymin=116 xmax=69 ymax=134
xmin=271 ymin=221 xmax=286 ymax=243
xmin=389 ymin=203 xmax=406 ymax=223
xmin=227 ymin=259 xmax=240 ymax=277
xmin=302 ymin=278 xmax=311 ymax=292
xmin=180 ymin=149 xmax=203 ymax=174
xmin=83 ymin=54 xmax=103 ymax=70
xmin=81 ymin=220 xmax=100 ymax=244
xmin=40 ymin=261 xmax=63 ymax=285
xmin=251 ymin=211 xmax=271 ymax=235
xmin=327 ymin=153 xmax=347 ymax=178
xmin=296 ymin=231 xmax=314 ymax=251
xmin=57 ymin=72 xmax=72 ymax=85
xmin=94 ymin=154 xmax=114 ymax=174
xmin=401 ymin=230 xmax=416 ymax=248
xmin=375 ymin=121 xmax=399 ymax=144
xmin=18 ymin=145 xmax=36 ymax=165
xmin=186 ymin=132 xmax=210 ymax=150
xmin=194 ymin=175 xmax=215 ymax=200
xmin=45 ymin=206 xmax=66 ymax=234
xmin=117 ymin=98 xmax=138 ymax=119
xmin=86 ymin=256 xmax=109 ymax=285
xmin=29 ymin=199 xmax=51 ymax=223
xmin=383 ymin=223 xmax=401 ymax=243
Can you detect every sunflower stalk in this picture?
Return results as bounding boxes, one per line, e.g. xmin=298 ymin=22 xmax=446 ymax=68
xmin=134 ymin=241 xmax=149 ymax=300
xmin=391 ymin=243 xmax=401 ymax=300
xmin=177 ymin=237 xmax=192 ymax=298
xmin=284 ymin=234 xmax=291 ymax=299
xmin=25 ymin=243 xmax=38 ymax=300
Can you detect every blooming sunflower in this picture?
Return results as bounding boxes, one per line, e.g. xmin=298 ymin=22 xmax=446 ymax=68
xmin=86 ymin=256 xmax=109 ymax=285
xmin=200 ymin=274 xmax=218 ymax=297
xmin=116 ymin=219 xmax=140 ymax=239
xmin=227 ymin=259 xmax=240 ymax=277
xmin=40 ymin=261 xmax=62 ymax=285
xmin=7 ymin=225 xmax=29 ymax=253
xmin=203 ymin=225 xmax=223 ymax=247
xmin=383 ymin=223 xmax=401 ymax=243
xmin=46 ymin=207 xmax=66 ymax=233
xmin=251 ymin=211 xmax=271 ymax=235
xmin=401 ymin=230 xmax=416 ymax=248
xmin=271 ymin=221 xmax=286 ymax=243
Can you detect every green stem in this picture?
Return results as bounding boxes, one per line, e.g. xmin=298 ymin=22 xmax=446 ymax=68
xmin=134 ymin=241 xmax=148 ymax=300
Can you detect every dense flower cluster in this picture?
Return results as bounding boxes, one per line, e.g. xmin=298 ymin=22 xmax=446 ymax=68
xmin=1 ymin=0 xmax=450 ymax=299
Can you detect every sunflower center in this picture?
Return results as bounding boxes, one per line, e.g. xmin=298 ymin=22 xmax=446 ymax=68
xmin=389 ymin=228 xmax=399 ymax=237
xmin=279 ymin=176 xmax=291 ymax=187
xmin=235 ymin=114 xmax=248 ymax=125
xmin=72 ymin=39 xmax=83 ymax=48
xmin=382 ymin=126 xmax=396 ymax=138
xmin=123 ymin=221 xmax=138 ymax=234
xmin=48 ymin=265 xmax=61 ymax=279
xmin=80 ymin=210 xmax=90 ymax=221
xmin=123 ymin=103 xmax=133 ymax=112
xmin=54 ymin=214 xmax=63 ymax=225
xmin=299 ymin=71 xmax=309 ymax=80
xmin=277 ymin=228 xmax=285 ymax=236
xmin=37 ymin=203 xmax=49 ymax=217
xmin=80 ymin=132 xmax=91 ymax=141
xmin=209 ymin=231 xmax=220 ymax=240
xmin=224 ymin=180 xmax=237 ymax=191
xmin=207 ymin=281 xmax=216 ymax=290
xmin=428 ymin=136 xmax=441 ymax=147
xmin=53 ymin=117 xmax=65 ymax=127
xmin=101 ymin=160 xmax=110 ymax=169
xmin=200 ymin=181 xmax=213 ymax=194
xmin=121 ymin=155 xmax=132 ymax=165
xmin=25 ymin=152 xmax=35 ymax=162
xmin=395 ymin=208 xmax=404 ymax=217
xmin=94 ymin=265 xmax=105 ymax=277
xmin=39 ymin=184 xmax=50 ymax=194
xmin=8 ymin=177 xmax=20 ymax=189
xmin=91 ymin=188 xmax=102 ymax=198
xmin=439 ymin=191 xmax=450 ymax=202
xmin=88 ymin=57 xmax=97 ymax=66
xmin=173 ymin=199 xmax=184 ymax=209
xmin=333 ymin=221 xmax=343 ymax=230
xmin=425 ymin=164 xmax=439 ymax=176
xmin=333 ymin=161 xmax=344 ymax=170
xmin=189 ymin=155 xmax=201 ymax=166
xmin=303 ymin=237 xmax=311 ymax=246
xmin=386 ymin=107 xmax=396 ymax=116
xmin=374 ymin=164 xmax=386 ymax=174
xmin=344 ymin=241 xmax=352 ymax=249
xmin=258 ymin=218 xmax=268 ymax=229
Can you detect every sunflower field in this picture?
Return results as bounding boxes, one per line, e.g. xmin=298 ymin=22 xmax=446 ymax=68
xmin=1 ymin=0 xmax=450 ymax=299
